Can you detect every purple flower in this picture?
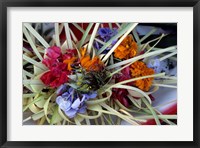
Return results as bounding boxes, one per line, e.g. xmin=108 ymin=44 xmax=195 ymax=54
xmin=56 ymin=87 xmax=97 ymax=118
xmin=56 ymin=84 xmax=68 ymax=95
xmin=94 ymin=27 xmax=118 ymax=53
xmin=83 ymin=91 xmax=97 ymax=100
xmin=147 ymin=57 xmax=176 ymax=75
xmin=147 ymin=58 xmax=161 ymax=73
xmin=98 ymin=28 xmax=117 ymax=40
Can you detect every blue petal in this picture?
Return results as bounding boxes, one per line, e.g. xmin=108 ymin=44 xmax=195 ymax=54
xmin=147 ymin=58 xmax=160 ymax=68
xmin=147 ymin=58 xmax=161 ymax=73
xmin=83 ymin=91 xmax=97 ymax=100
xmin=78 ymin=105 xmax=86 ymax=114
xmin=56 ymin=84 xmax=67 ymax=95
xmin=56 ymin=96 xmax=71 ymax=111
xmin=65 ymin=109 xmax=77 ymax=118
xmin=60 ymin=101 xmax=71 ymax=111
xmin=62 ymin=92 xmax=70 ymax=97
xmin=89 ymin=92 xmax=97 ymax=98
xmin=56 ymin=96 xmax=63 ymax=105
xmin=71 ymin=99 xmax=81 ymax=109
xmin=80 ymin=95 xmax=86 ymax=102
xmin=68 ymin=87 xmax=74 ymax=93
xmin=98 ymin=28 xmax=110 ymax=37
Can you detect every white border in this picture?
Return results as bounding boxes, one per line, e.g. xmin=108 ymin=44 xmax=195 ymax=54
xmin=7 ymin=7 xmax=193 ymax=141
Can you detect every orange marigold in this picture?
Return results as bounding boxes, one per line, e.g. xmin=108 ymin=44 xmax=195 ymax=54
xmin=114 ymin=35 xmax=137 ymax=60
xmin=130 ymin=61 xmax=155 ymax=92
xmin=80 ymin=48 xmax=104 ymax=71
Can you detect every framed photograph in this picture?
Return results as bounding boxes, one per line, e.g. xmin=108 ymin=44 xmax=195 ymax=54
xmin=0 ymin=0 xmax=199 ymax=147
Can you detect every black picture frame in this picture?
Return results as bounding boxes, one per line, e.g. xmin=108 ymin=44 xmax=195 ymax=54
xmin=0 ymin=0 xmax=199 ymax=148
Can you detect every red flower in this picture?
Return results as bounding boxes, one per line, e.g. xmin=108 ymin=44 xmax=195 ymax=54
xmin=40 ymin=63 xmax=70 ymax=88
xmin=112 ymin=88 xmax=130 ymax=107
xmin=40 ymin=47 xmax=76 ymax=88
xmin=115 ymin=67 xmax=132 ymax=83
xmin=112 ymin=67 xmax=132 ymax=107
xmin=42 ymin=58 xmax=58 ymax=69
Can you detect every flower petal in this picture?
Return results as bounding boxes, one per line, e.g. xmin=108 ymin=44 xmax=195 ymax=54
xmin=83 ymin=91 xmax=97 ymax=100
xmin=71 ymin=99 xmax=81 ymax=109
xmin=65 ymin=109 xmax=77 ymax=118
xmin=62 ymin=92 xmax=70 ymax=97
xmin=56 ymin=96 xmax=71 ymax=111
xmin=56 ymin=84 xmax=67 ymax=95
xmin=46 ymin=46 xmax=61 ymax=59
xmin=56 ymin=96 xmax=63 ymax=105
xmin=78 ymin=105 xmax=86 ymax=114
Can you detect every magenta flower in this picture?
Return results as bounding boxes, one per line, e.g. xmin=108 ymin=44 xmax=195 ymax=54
xmin=46 ymin=46 xmax=61 ymax=59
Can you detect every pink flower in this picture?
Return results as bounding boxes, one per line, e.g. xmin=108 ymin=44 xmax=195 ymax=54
xmin=46 ymin=46 xmax=61 ymax=59
xmin=40 ymin=47 xmax=77 ymax=88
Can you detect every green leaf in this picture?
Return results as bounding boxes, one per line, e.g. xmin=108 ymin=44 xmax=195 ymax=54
xmin=50 ymin=106 xmax=63 ymax=125
xmin=87 ymin=23 xmax=100 ymax=53
xmin=78 ymin=23 xmax=94 ymax=49
xmin=58 ymin=107 xmax=74 ymax=124
xmin=23 ymin=94 xmax=42 ymax=112
xmin=139 ymin=27 xmax=157 ymax=43
xmin=72 ymin=23 xmax=84 ymax=33
xmin=23 ymin=70 xmax=34 ymax=78
xmin=127 ymin=95 xmax=142 ymax=109
xmin=24 ymin=23 xmax=50 ymax=48
xmin=111 ymin=84 xmax=152 ymax=105
xmin=34 ymin=65 xmax=44 ymax=76
xmin=64 ymin=23 xmax=73 ymax=49
xmin=23 ymin=26 xmax=43 ymax=61
xmin=152 ymin=84 xmax=177 ymax=88
xmin=44 ymin=93 xmax=55 ymax=123
xmin=32 ymin=110 xmax=45 ymax=121
xmin=54 ymin=23 xmax=61 ymax=47
xmin=132 ymin=29 xmax=140 ymax=45
xmin=86 ymin=89 xmax=112 ymax=105
xmin=23 ymin=54 xmax=47 ymax=71
xmin=35 ymin=96 xmax=46 ymax=108
xmin=100 ymin=102 xmax=139 ymax=125
xmin=141 ymin=97 xmax=161 ymax=125
xmin=30 ymin=73 xmax=46 ymax=93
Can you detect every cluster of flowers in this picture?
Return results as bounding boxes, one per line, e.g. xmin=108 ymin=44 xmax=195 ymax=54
xmin=40 ymin=27 xmax=163 ymax=119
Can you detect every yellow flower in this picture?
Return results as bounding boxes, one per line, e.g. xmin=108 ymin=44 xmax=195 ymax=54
xmin=130 ymin=61 xmax=155 ymax=92
xmin=114 ymin=35 xmax=137 ymax=60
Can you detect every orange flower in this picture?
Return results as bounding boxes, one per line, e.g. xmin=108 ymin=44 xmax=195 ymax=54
xmin=80 ymin=48 xmax=104 ymax=71
xmin=80 ymin=48 xmax=87 ymax=57
xmin=130 ymin=61 xmax=155 ymax=92
xmin=63 ymin=57 xmax=77 ymax=71
xmin=81 ymin=56 xmax=104 ymax=71
xmin=114 ymin=35 xmax=137 ymax=60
